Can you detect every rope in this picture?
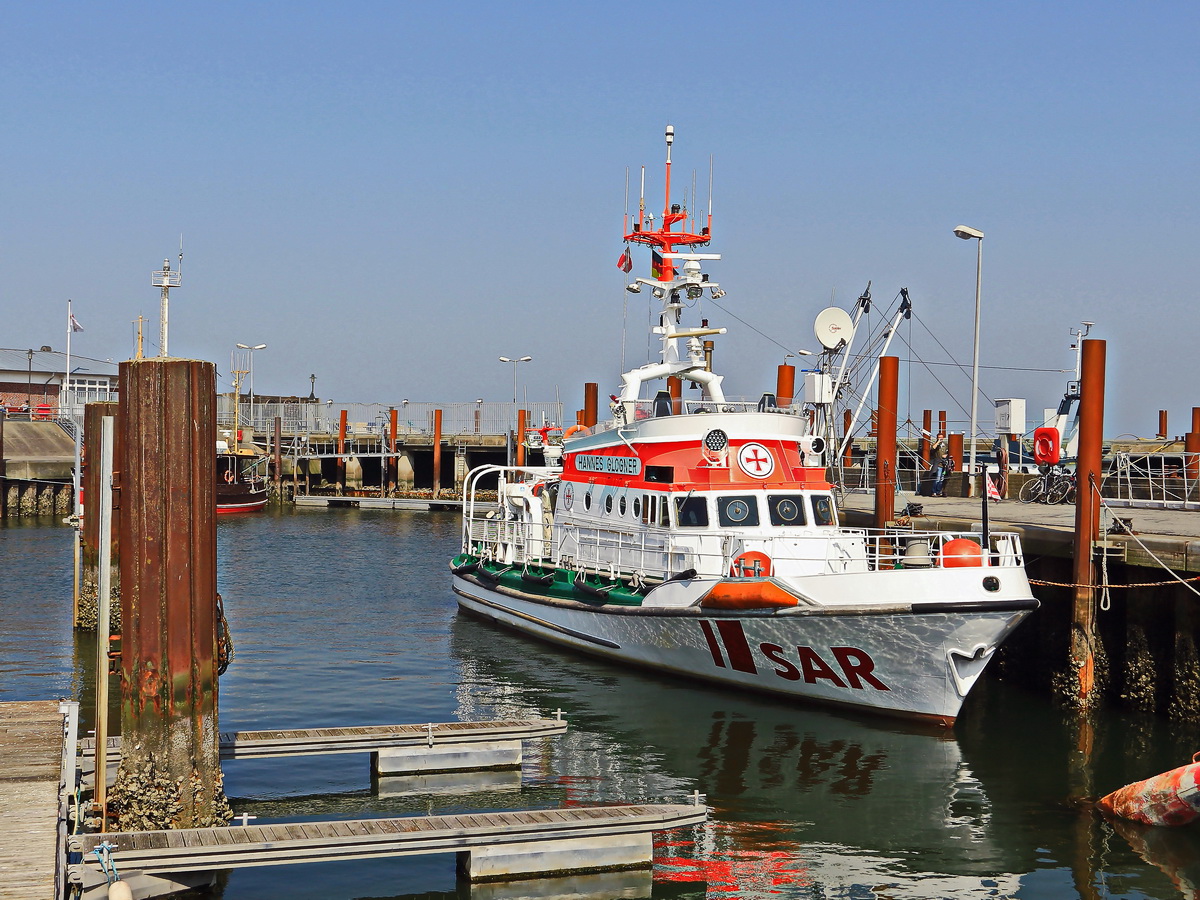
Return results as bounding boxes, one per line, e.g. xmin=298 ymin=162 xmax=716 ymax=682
xmin=216 ymin=593 xmax=234 ymax=676
xmin=1092 ymin=479 xmax=1200 ymax=600
xmin=1029 ymin=574 xmax=1200 ymax=589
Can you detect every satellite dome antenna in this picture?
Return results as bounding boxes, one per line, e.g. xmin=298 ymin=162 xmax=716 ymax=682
xmin=151 ymin=237 xmax=183 ymax=357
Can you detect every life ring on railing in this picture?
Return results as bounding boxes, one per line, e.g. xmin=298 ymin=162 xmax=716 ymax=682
xmin=563 ymin=424 xmax=587 ymax=439
xmin=729 ymin=551 xmax=773 ymax=578
xmin=223 ymin=470 xmax=235 ymax=484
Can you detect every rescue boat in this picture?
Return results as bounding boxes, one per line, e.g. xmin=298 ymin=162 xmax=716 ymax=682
xmin=450 ymin=126 xmax=1038 ymax=725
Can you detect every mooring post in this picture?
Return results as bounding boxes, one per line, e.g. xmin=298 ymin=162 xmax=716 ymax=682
xmin=515 ymin=409 xmax=526 ymax=468
xmin=1071 ymin=339 xmax=1106 ymax=707
xmin=432 ymin=408 xmax=443 ymax=498
xmin=874 ymin=357 xmax=898 ymax=529
xmin=1157 ymin=409 xmax=1168 ymax=440
xmin=272 ymin=416 xmax=282 ymax=495
xmin=388 ymin=408 xmax=399 ymax=494
xmin=920 ymin=409 xmax=932 ymax=468
xmin=111 ymin=358 xmax=231 ymax=831
xmin=79 ymin=401 xmax=120 ymax=630
xmin=583 ymin=383 xmax=598 ymax=428
xmin=776 ymin=361 xmax=795 ymax=408
xmin=0 ymin=411 xmax=6 ymax=519
xmin=842 ymin=410 xmax=853 ymax=468
xmin=336 ymin=409 xmax=348 ymax=495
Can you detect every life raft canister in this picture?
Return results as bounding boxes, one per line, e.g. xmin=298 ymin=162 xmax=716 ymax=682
xmin=1096 ymin=752 xmax=1200 ymax=826
xmin=729 ymin=551 xmax=773 ymax=578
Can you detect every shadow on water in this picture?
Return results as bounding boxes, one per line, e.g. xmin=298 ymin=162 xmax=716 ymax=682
xmin=9 ymin=510 xmax=1200 ymax=898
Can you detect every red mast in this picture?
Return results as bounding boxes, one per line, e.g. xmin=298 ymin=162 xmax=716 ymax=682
xmin=623 ymin=125 xmax=710 ymax=282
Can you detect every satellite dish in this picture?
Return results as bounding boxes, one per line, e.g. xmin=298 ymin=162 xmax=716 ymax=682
xmin=814 ymin=307 xmax=855 ymax=351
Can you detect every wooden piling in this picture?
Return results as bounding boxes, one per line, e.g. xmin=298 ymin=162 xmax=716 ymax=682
xmin=874 ymin=357 xmax=898 ymax=529
xmin=1070 ymin=339 xmax=1105 ymax=707
xmin=583 ymin=383 xmax=598 ymax=427
xmin=776 ymin=364 xmax=795 ymax=408
xmin=111 ymin=358 xmax=230 ymax=831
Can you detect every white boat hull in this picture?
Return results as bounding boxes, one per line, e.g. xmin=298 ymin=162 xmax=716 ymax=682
xmin=452 ymin=573 xmax=1034 ymax=724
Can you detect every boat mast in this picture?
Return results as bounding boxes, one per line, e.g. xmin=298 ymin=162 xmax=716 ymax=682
xmin=619 ymin=126 xmax=728 ymax=406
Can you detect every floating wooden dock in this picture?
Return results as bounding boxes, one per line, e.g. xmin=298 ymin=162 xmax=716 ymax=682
xmin=68 ymin=803 xmax=708 ymax=898
xmin=0 ymin=700 xmax=74 ymax=900
xmin=81 ymin=717 xmax=568 ymax=778
xmin=294 ymin=495 xmax=462 ymax=511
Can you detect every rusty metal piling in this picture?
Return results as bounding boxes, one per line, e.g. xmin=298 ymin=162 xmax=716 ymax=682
xmin=874 ymin=357 xmax=898 ymax=529
xmin=583 ymin=383 xmax=598 ymax=428
xmin=110 ymin=358 xmax=230 ymax=831
xmin=1070 ymin=339 xmax=1106 ymax=707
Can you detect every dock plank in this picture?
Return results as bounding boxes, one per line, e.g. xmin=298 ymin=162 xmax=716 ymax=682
xmin=0 ymin=701 xmax=67 ymax=900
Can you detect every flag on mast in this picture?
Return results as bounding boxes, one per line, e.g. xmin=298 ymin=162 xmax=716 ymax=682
xmin=986 ymin=474 xmax=1002 ymax=501
xmin=69 ymin=313 xmax=84 ymax=332
xmin=616 ymin=246 xmax=632 ymax=273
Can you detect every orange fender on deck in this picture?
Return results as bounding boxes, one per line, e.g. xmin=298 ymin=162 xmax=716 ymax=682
xmin=941 ymin=538 xmax=986 ymax=568
xmin=699 ymin=579 xmax=800 ymax=610
xmin=1096 ymin=753 xmax=1200 ymax=826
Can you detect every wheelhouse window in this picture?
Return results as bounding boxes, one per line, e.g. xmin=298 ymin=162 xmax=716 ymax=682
xmin=767 ymin=494 xmax=806 ymax=526
xmin=674 ymin=495 xmax=709 ymax=527
xmin=717 ymin=495 xmax=760 ymax=527
xmin=811 ymin=494 xmax=835 ymax=526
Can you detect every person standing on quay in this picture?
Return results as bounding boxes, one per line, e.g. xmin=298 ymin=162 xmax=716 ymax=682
xmin=929 ymin=432 xmax=948 ymax=497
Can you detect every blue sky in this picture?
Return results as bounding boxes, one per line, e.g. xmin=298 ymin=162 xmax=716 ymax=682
xmin=3 ymin=2 xmax=1197 ymax=438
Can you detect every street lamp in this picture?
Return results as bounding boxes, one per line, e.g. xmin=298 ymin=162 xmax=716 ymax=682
xmin=236 ymin=343 xmax=267 ymax=431
xmin=954 ymin=225 xmax=984 ymax=496
xmin=308 ymin=373 xmax=316 ymax=401
xmin=26 ymin=349 xmax=33 ymax=410
xmin=498 ymin=356 xmax=533 ymax=467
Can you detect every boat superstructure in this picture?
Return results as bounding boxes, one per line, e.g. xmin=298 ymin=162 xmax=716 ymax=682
xmin=451 ymin=127 xmax=1037 ymax=725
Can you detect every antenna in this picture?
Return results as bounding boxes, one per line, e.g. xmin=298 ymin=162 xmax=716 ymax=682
xmin=151 ymin=255 xmax=182 ymax=357
xmin=623 ymin=167 xmax=630 ymax=235
xmin=707 ymin=155 xmax=714 ymax=235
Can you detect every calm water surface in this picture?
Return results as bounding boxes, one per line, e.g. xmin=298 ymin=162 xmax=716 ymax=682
xmin=4 ymin=509 xmax=1200 ymax=899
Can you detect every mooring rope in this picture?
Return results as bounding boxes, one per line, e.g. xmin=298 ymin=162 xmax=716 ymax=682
xmin=1028 ymin=481 xmax=1200 ymax=599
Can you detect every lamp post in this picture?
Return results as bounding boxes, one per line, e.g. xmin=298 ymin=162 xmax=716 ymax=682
xmin=954 ymin=225 xmax=984 ymax=496
xmin=498 ymin=356 xmax=532 ymax=467
xmin=308 ymin=374 xmax=316 ymax=401
xmin=236 ymin=343 xmax=267 ymax=432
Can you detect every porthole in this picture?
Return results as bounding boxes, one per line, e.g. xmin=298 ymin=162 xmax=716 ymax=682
xmin=982 ymin=576 xmax=1000 ymax=592
xmin=604 ymin=495 xmax=613 ymax=514
xmin=632 ymin=497 xmax=641 ymax=519
xmin=584 ymin=490 xmax=592 ymax=510
xmin=619 ymin=495 xmax=627 ymax=516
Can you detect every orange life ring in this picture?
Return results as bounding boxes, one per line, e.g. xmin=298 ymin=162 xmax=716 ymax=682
xmin=224 ymin=470 xmax=235 ymax=484
xmin=729 ymin=551 xmax=773 ymax=578
xmin=563 ymin=424 xmax=587 ymax=439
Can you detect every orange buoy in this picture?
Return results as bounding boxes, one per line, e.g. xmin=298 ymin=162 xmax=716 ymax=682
xmin=940 ymin=538 xmax=985 ymax=568
xmin=1096 ymin=753 xmax=1200 ymax=826
xmin=729 ymin=551 xmax=773 ymax=578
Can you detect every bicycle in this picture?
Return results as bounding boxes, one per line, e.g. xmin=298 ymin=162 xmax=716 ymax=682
xmin=1019 ymin=464 xmax=1076 ymax=504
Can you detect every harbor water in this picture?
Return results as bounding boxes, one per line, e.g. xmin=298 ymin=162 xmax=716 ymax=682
xmin=5 ymin=509 xmax=1200 ymax=899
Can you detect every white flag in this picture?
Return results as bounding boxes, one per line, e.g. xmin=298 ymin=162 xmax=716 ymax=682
xmin=69 ymin=313 xmax=84 ymax=332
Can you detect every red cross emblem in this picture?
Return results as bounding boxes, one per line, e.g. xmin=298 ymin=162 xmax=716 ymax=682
xmin=736 ymin=442 xmax=775 ymax=478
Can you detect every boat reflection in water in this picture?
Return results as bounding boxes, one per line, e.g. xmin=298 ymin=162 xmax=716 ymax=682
xmin=450 ymin=616 xmax=1020 ymax=898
